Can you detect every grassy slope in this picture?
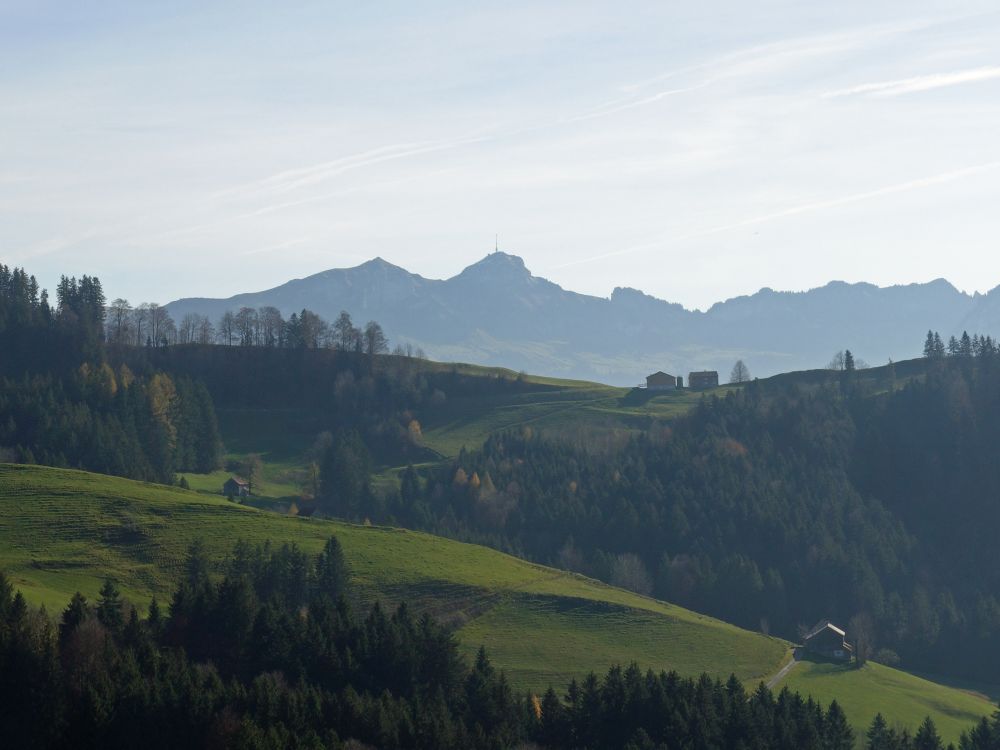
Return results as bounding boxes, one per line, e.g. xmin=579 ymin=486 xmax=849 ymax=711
xmin=184 ymin=366 xmax=728 ymax=500
xmin=180 ymin=356 xmax=924 ymax=502
xmin=6 ymin=357 xmax=991 ymax=738
xmin=1 ymin=464 xmax=993 ymax=740
xmin=418 ymin=381 xmax=719 ymax=459
xmin=784 ymin=659 xmax=994 ymax=745
xmin=0 ymin=463 xmax=784 ymax=693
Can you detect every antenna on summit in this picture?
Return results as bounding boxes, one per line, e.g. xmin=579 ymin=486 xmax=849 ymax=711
xmin=495 ymin=233 xmax=499 ymax=253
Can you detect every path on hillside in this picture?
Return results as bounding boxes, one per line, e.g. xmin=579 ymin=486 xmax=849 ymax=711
xmin=766 ymin=648 xmax=802 ymax=689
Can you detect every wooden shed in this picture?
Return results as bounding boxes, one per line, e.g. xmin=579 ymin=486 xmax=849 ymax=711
xmin=688 ymin=371 xmax=719 ymax=389
xmin=646 ymin=371 xmax=677 ymax=391
xmin=223 ymin=476 xmax=250 ymax=498
xmin=803 ymin=620 xmax=853 ymax=661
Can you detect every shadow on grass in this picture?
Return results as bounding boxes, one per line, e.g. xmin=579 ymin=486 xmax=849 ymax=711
xmin=796 ymin=649 xmax=858 ymax=671
xmin=619 ymin=388 xmax=656 ymax=407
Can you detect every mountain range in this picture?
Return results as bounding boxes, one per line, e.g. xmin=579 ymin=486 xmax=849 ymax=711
xmin=166 ymin=252 xmax=999 ymax=384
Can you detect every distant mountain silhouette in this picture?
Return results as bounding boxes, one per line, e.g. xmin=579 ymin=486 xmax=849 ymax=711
xmin=166 ymin=253 xmax=997 ymax=384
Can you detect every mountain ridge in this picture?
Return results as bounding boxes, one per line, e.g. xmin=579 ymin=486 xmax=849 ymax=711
xmin=166 ymin=253 xmax=997 ymax=384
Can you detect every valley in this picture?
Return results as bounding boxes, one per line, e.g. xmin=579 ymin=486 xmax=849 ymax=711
xmin=1 ymin=462 xmax=994 ymax=743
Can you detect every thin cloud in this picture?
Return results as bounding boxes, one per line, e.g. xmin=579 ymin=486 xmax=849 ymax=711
xmin=215 ymin=18 xmax=947 ymax=205
xmin=564 ymin=84 xmax=710 ymax=124
xmin=559 ymin=16 xmax=952 ymax=127
xmin=619 ymin=16 xmax=946 ymax=95
xmin=97 ymin=13 xmax=998 ymax=264
xmin=211 ymin=143 xmax=426 ymax=199
xmin=214 ymin=136 xmax=488 ymax=201
xmin=823 ymin=66 xmax=1000 ymax=98
xmin=552 ymin=161 xmax=1000 ymax=270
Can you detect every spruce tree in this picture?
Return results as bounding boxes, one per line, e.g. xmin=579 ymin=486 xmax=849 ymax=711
xmin=823 ymin=700 xmax=854 ymax=750
xmin=865 ymin=713 xmax=890 ymax=749
xmin=914 ymin=716 xmax=943 ymax=750
xmin=924 ymin=330 xmax=936 ymax=358
xmin=97 ymin=578 xmax=124 ymax=632
xmin=960 ymin=331 xmax=973 ymax=358
xmin=314 ymin=535 xmax=349 ymax=601
xmin=933 ymin=332 xmax=945 ymax=357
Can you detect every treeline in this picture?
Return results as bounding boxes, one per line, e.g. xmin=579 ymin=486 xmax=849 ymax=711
xmin=0 ymin=265 xmax=104 ymax=374
xmin=376 ymin=358 xmax=1000 ymax=682
xmin=0 ymin=264 xmax=222 ymax=481
xmin=923 ymin=330 xmax=998 ymax=360
xmin=0 ymin=367 xmax=221 ymax=481
xmin=4 ymin=261 xmax=534 ymax=485
xmin=106 ymin=298 xmax=404 ymax=356
xmin=3 ymin=537 xmax=975 ymax=749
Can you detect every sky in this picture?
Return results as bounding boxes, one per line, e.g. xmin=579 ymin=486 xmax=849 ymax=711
xmin=2 ymin=0 xmax=999 ymax=310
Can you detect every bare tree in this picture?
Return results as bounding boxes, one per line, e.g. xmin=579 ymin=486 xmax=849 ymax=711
xmin=848 ymin=612 xmax=875 ymax=667
xmin=134 ymin=303 xmax=153 ymax=346
xmin=730 ymin=359 xmax=751 ymax=384
xmin=218 ymin=311 xmax=236 ymax=345
xmin=363 ymin=320 xmax=388 ymax=357
xmin=245 ymin=453 xmax=263 ymax=496
xmin=828 ymin=350 xmax=846 ymax=371
xmin=179 ymin=314 xmax=198 ymax=344
xmin=258 ymin=306 xmax=284 ymax=347
xmin=107 ymin=298 xmax=132 ymax=344
xmin=195 ymin=315 xmax=215 ymax=344
xmin=159 ymin=314 xmax=177 ymax=346
xmin=610 ymin=553 xmax=653 ymax=596
xmin=297 ymin=310 xmax=328 ymax=348
xmin=235 ymin=306 xmax=258 ymax=346
xmin=140 ymin=303 xmax=173 ymax=347
xmin=333 ymin=311 xmax=359 ymax=351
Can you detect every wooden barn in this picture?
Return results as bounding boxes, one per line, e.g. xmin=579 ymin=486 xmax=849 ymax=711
xmin=646 ymin=371 xmax=677 ymax=391
xmin=803 ymin=620 xmax=853 ymax=662
xmin=688 ymin=370 xmax=719 ymax=389
xmin=223 ymin=476 xmax=250 ymax=498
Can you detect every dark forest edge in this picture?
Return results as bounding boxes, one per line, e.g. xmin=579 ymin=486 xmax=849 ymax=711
xmin=1 ymin=265 xmax=537 ymax=483
xmin=2 ymin=536 xmax=992 ymax=750
xmin=398 ymin=357 xmax=1000 ymax=681
xmin=5 ymin=264 xmax=1000 ymax=692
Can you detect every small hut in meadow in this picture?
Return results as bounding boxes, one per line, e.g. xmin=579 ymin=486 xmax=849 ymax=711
xmin=803 ymin=620 xmax=853 ymax=661
xmin=223 ymin=476 xmax=250 ymax=498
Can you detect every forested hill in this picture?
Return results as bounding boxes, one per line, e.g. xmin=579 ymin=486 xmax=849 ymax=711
xmin=7 ymin=259 xmax=1000 ymax=688
xmin=7 ymin=534 xmax=976 ymax=749
xmin=0 ymin=266 xmax=222 ymax=482
xmin=166 ymin=251 xmax=1000 ymax=383
xmin=376 ymin=352 xmax=1000 ymax=683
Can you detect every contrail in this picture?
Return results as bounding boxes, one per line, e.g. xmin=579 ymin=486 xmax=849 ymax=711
xmin=824 ymin=66 xmax=1000 ymax=98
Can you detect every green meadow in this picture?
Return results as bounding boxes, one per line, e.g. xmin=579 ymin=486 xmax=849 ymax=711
xmin=0 ymin=463 xmax=783 ymax=691
xmin=1 ymin=461 xmax=994 ymax=743
xmin=782 ymin=657 xmax=996 ymax=745
xmin=186 ymin=367 xmax=731 ymax=502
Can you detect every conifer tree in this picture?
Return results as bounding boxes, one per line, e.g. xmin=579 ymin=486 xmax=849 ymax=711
xmin=924 ymin=330 xmax=936 ymax=358
xmin=933 ymin=331 xmax=945 ymax=357
xmin=959 ymin=331 xmax=973 ymax=358
xmin=97 ymin=578 xmax=124 ymax=632
xmin=844 ymin=350 xmax=856 ymax=372
xmin=824 ymin=700 xmax=854 ymax=749
xmin=914 ymin=716 xmax=943 ymax=750
xmin=314 ymin=535 xmax=349 ymax=601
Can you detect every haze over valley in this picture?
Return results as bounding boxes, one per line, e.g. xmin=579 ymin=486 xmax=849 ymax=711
xmin=4 ymin=1 xmax=1000 ymax=747
xmin=168 ymin=251 xmax=999 ymax=383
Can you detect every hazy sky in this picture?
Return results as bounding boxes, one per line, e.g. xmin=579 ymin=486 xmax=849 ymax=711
xmin=3 ymin=1 xmax=999 ymax=309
